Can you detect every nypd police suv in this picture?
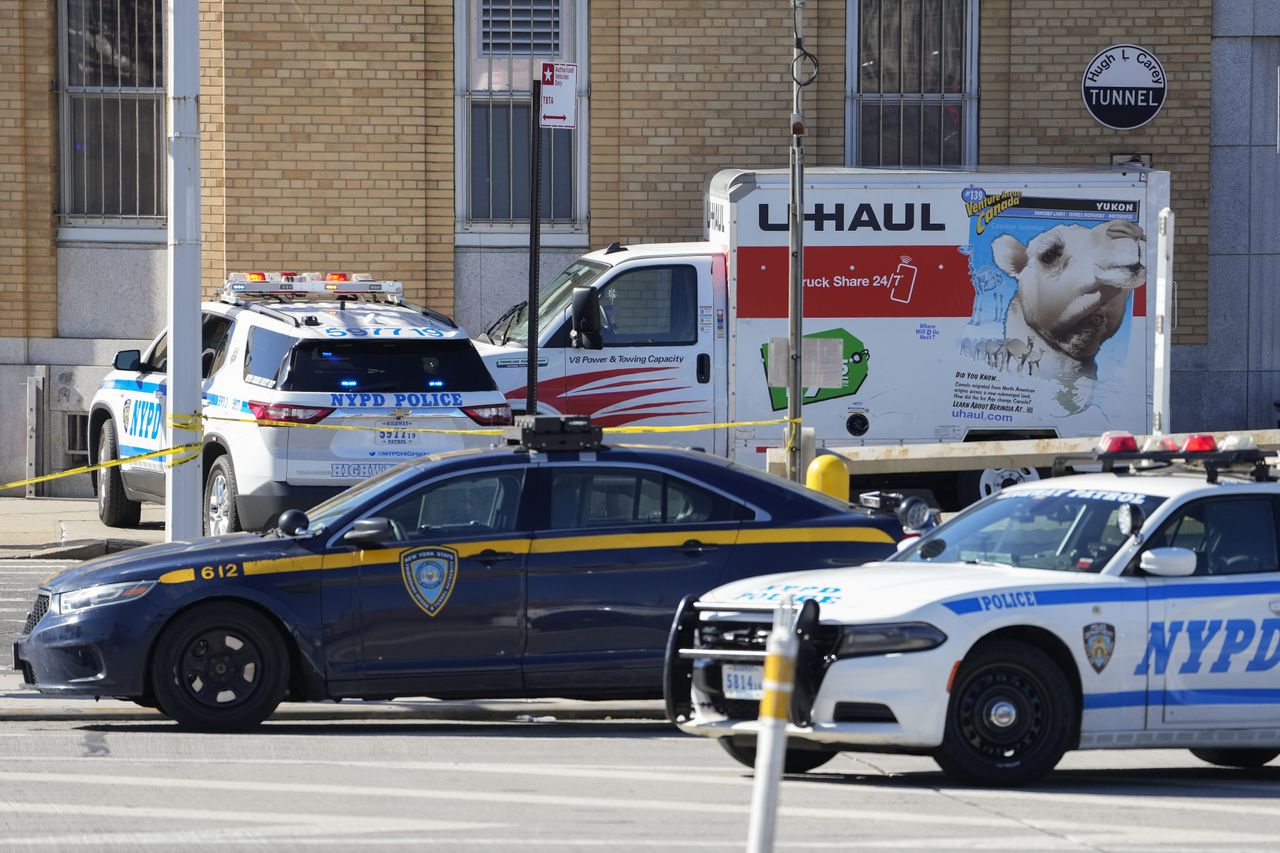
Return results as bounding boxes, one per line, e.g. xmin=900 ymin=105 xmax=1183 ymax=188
xmin=15 ymin=417 xmax=908 ymax=731
xmin=668 ymin=431 xmax=1280 ymax=784
xmin=88 ymin=272 xmax=511 ymax=535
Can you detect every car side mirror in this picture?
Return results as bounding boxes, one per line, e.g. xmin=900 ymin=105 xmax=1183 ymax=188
xmin=277 ymin=509 xmax=310 ymax=537
xmin=113 ymin=349 xmax=141 ymax=371
xmin=1140 ymin=546 xmax=1197 ymax=577
xmin=570 ymin=286 xmax=603 ymax=350
xmin=344 ymin=517 xmax=393 ymax=546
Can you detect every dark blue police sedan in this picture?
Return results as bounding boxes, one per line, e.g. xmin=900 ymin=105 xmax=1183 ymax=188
xmin=14 ymin=417 xmax=911 ymax=731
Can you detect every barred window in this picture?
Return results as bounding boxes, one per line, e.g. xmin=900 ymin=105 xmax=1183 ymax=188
xmin=462 ymin=0 xmax=580 ymax=226
xmin=59 ymin=0 xmax=165 ymax=223
xmin=848 ymin=0 xmax=978 ymax=167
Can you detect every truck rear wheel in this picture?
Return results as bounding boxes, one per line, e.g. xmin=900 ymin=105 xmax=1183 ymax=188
xmin=956 ymin=466 xmax=1041 ymax=507
xmin=97 ymin=420 xmax=142 ymax=528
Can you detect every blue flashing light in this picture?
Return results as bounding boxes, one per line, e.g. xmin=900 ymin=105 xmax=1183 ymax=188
xmin=340 ymin=379 xmax=358 ymax=388
xmin=428 ymin=380 xmax=444 ymax=388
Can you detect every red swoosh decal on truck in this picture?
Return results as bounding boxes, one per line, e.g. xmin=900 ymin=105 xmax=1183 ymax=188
xmin=504 ymin=366 xmax=710 ymax=426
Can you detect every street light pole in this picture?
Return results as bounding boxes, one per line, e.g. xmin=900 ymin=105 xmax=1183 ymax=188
xmin=165 ymin=0 xmax=202 ymax=541
xmin=785 ymin=0 xmax=807 ymax=482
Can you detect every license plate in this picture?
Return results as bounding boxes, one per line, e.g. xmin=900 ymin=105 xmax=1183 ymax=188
xmin=375 ymin=422 xmax=419 ymax=446
xmin=722 ymin=664 xmax=764 ymax=700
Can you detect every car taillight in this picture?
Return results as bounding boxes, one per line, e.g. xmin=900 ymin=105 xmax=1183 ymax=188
xmin=462 ymin=404 xmax=513 ymax=426
xmin=248 ymin=401 xmax=334 ymax=425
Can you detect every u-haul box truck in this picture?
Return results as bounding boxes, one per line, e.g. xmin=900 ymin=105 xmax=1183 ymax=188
xmin=474 ymin=166 xmax=1171 ymax=506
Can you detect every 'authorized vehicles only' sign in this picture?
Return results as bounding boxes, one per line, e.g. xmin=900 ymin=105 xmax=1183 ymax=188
xmin=1081 ymin=44 xmax=1167 ymax=130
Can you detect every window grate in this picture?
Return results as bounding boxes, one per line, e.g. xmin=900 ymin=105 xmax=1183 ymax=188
xmin=66 ymin=413 xmax=89 ymax=457
xmin=59 ymin=0 xmax=166 ymax=223
xmin=481 ymin=0 xmax=560 ymax=55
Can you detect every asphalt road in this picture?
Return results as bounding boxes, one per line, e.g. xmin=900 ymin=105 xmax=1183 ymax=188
xmin=2 ymin=717 xmax=1280 ymax=851
xmin=0 ymin=560 xmax=73 ymax=652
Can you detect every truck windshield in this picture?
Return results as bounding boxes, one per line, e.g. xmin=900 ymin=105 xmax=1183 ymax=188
xmin=895 ymin=488 xmax=1166 ymax=573
xmin=503 ymin=259 xmax=608 ymax=345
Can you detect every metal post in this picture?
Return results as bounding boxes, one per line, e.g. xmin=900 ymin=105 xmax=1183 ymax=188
xmin=786 ymin=0 xmax=807 ymax=482
xmin=527 ymin=79 xmax=543 ymax=416
xmin=746 ymin=595 xmax=799 ymax=853
xmin=165 ymin=0 xmax=202 ymax=541
xmin=1152 ymin=208 xmax=1174 ymax=434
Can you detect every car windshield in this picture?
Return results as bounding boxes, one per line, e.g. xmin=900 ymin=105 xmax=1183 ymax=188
xmin=503 ymin=259 xmax=608 ymax=345
xmin=281 ymin=339 xmax=497 ymax=393
xmin=895 ymin=487 xmax=1167 ymax=572
xmin=301 ymin=462 xmax=423 ymax=531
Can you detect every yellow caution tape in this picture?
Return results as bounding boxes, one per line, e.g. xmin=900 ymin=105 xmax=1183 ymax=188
xmin=1 ymin=412 xmax=800 ymax=492
xmin=0 ymin=443 xmax=203 ymax=492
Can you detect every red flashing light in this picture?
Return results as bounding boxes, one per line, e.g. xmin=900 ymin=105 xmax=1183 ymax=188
xmin=326 ymin=272 xmax=350 ymax=282
xmin=462 ymin=404 xmax=513 ymax=427
xmin=1096 ymin=431 xmax=1138 ymax=455
xmin=248 ymin=401 xmax=334 ymax=425
xmin=247 ymin=272 xmax=267 ymax=282
xmin=1181 ymin=434 xmax=1218 ymax=453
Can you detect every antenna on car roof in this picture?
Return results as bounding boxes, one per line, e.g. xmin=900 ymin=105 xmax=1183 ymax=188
xmin=604 ymin=241 xmax=626 ymax=254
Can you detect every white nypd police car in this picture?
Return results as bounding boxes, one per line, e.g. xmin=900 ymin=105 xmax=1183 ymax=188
xmin=666 ymin=432 xmax=1280 ymax=785
xmin=88 ymin=272 xmax=510 ymax=535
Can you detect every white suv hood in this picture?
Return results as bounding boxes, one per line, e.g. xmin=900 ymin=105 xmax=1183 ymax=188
xmin=700 ymin=561 xmax=1111 ymax=623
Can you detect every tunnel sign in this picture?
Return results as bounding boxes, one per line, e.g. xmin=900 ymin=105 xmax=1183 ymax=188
xmin=1081 ymin=44 xmax=1167 ymax=130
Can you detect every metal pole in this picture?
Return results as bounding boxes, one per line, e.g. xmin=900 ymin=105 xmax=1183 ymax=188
xmin=786 ymin=0 xmax=807 ymax=482
xmin=165 ymin=0 xmax=202 ymax=541
xmin=746 ymin=595 xmax=799 ymax=853
xmin=527 ymin=78 xmax=542 ymax=416
xmin=1152 ymin=208 xmax=1174 ymax=434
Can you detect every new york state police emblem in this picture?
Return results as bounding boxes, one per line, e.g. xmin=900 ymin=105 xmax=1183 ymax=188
xmin=1083 ymin=622 xmax=1116 ymax=673
xmin=401 ymin=546 xmax=458 ymax=617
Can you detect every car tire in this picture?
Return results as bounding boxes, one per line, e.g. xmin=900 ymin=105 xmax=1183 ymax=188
xmin=1190 ymin=748 xmax=1280 ymax=768
xmin=717 ymin=736 xmax=838 ymax=774
xmin=204 ymin=455 xmax=242 ymax=536
xmin=150 ymin=602 xmax=289 ymax=732
xmin=97 ymin=420 xmax=142 ymax=528
xmin=933 ymin=640 xmax=1076 ymax=786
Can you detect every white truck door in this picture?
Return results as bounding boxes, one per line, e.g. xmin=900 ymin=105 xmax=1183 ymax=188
xmin=563 ymin=259 xmax=718 ymax=450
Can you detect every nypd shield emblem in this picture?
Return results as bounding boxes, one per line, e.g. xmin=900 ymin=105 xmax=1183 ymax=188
xmin=401 ymin=546 xmax=458 ymax=617
xmin=1083 ymin=622 xmax=1116 ymax=673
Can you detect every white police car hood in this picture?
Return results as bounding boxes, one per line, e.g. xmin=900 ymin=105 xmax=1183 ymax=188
xmin=700 ymin=561 xmax=1110 ymax=623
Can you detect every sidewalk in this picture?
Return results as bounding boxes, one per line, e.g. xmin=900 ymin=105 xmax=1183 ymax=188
xmin=0 ymin=496 xmax=167 ymax=559
xmin=0 ymin=669 xmax=667 ymax=724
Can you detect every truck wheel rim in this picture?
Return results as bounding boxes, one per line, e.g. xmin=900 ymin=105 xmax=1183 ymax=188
xmin=977 ymin=467 xmax=1040 ymax=499
xmin=179 ymin=628 xmax=262 ymax=709
xmin=955 ymin=665 xmax=1045 ymax=760
xmin=207 ymin=474 xmax=230 ymax=536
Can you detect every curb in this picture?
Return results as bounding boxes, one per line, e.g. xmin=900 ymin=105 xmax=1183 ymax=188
xmin=2 ymin=538 xmax=150 ymax=561
xmin=0 ymin=699 xmax=669 ymax=725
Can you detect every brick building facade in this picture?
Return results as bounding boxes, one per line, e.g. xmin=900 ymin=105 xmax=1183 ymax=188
xmin=1 ymin=0 xmax=1275 ymax=495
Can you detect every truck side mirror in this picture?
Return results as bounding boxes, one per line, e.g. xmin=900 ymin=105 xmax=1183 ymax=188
xmin=570 ymin=286 xmax=604 ymax=350
xmin=113 ymin=349 xmax=141 ymax=372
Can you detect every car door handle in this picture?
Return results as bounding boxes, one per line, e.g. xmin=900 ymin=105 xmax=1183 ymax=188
xmin=697 ymin=353 xmax=711 ymax=384
xmin=476 ymin=549 xmax=516 ymax=565
xmin=678 ymin=539 xmax=720 ymax=556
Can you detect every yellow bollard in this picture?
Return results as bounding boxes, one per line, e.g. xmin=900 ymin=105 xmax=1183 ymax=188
xmin=805 ymin=454 xmax=849 ymax=502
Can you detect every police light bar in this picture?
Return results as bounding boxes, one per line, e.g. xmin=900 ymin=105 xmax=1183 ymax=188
xmin=223 ymin=272 xmax=401 ymax=298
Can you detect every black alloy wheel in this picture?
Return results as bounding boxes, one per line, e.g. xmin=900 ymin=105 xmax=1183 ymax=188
xmin=933 ymin=641 xmax=1075 ymax=786
xmin=150 ymin=603 xmax=289 ymax=731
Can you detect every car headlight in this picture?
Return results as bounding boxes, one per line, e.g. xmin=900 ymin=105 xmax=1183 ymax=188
xmin=54 ymin=580 xmax=156 ymax=614
xmin=834 ymin=622 xmax=947 ymax=658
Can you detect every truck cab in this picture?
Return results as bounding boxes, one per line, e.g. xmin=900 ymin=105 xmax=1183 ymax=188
xmin=474 ymin=242 xmax=731 ymax=456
